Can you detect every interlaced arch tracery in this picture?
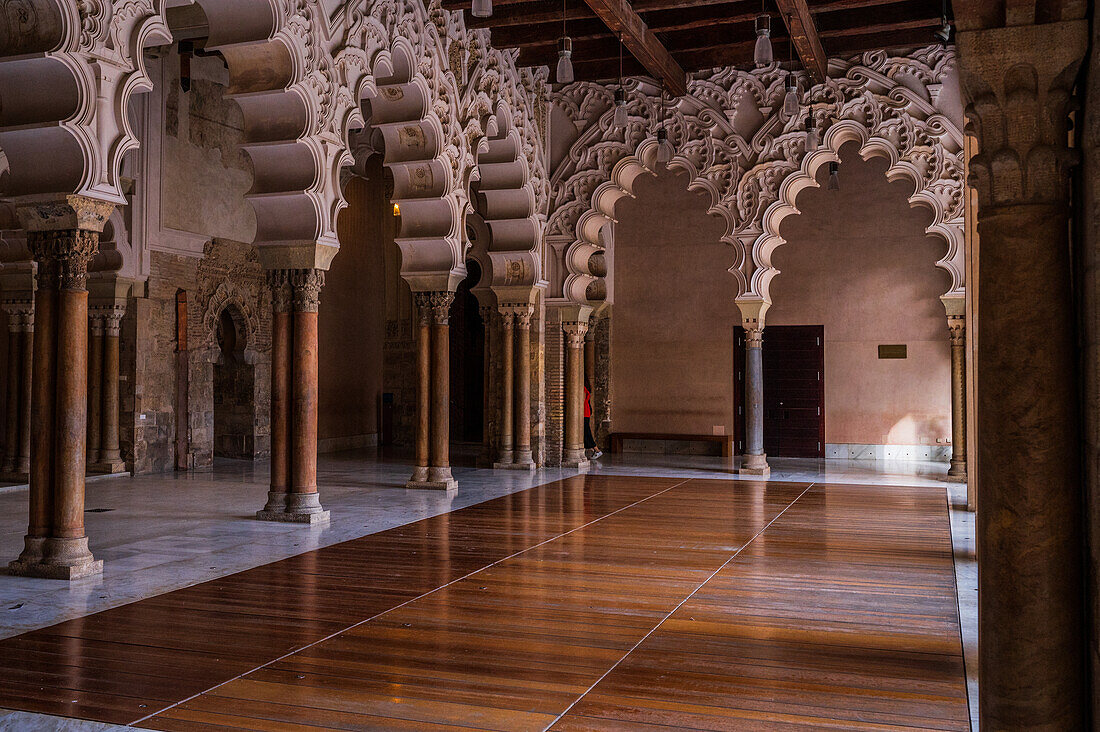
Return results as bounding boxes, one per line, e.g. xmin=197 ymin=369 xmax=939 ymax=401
xmin=547 ymin=45 xmax=965 ymax=307
xmin=0 ymin=0 xmax=548 ymax=287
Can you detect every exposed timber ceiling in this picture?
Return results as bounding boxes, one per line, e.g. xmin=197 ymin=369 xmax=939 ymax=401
xmin=443 ymin=0 xmax=954 ymax=93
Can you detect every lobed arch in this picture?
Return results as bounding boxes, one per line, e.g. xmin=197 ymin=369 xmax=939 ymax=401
xmin=743 ymin=119 xmax=965 ymax=306
xmin=0 ymin=0 xmax=546 ymax=291
xmin=548 ymin=45 xmax=965 ymax=308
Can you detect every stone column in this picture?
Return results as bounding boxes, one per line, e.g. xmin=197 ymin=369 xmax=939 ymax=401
xmin=562 ymin=320 xmax=589 ymax=469
xmin=495 ymin=309 xmax=515 ymax=466
xmin=512 ymin=305 xmax=535 ymax=469
xmin=260 ymin=273 xmax=291 ymax=515
xmin=478 ymin=304 xmax=495 ymax=467
xmin=740 ymin=326 xmax=769 ymax=475
xmin=257 ymin=269 xmax=329 ymax=523
xmin=2 ymin=305 xmax=22 ymax=475
xmin=17 ymin=308 xmax=32 ymax=476
xmin=946 ymin=315 xmax=967 ymax=482
xmin=958 ymin=19 xmax=1087 ymax=729
xmin=96 ymin=308 xmax=125 ymax=473
xmin=85 ymin=314 xmax=103 ymax=468
xmin=9 ymin=196 xmax=112 ymax=580
xmin=408 ymin=291 xmax=457 ymax=490
xmin=428 ymin=292 xmax=455 ymax=488
xmin=407 ymin=293 xmax=431 ymax=485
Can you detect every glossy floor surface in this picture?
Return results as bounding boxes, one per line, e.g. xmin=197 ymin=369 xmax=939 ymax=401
xmin=0 ymin=471 xmax=969 ymax=731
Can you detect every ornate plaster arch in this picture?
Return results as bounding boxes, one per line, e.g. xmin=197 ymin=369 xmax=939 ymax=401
xmin=548 ymin=45 xmax=964 ymax=306
xmin=0 ymin=0 xmax=547 ymax=288
xmin=747 ymin=118 xmax=964 ymax=305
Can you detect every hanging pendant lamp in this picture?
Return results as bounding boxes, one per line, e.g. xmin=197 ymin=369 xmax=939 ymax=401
xmin=471 ymin=0 xmax=492 ymax=19
xmin=556 ymin=0 xmax=574 ymax=84
xmin=754 ymin=1 xmax=772 ymax=67
xmin=613 ymin=36 xmax=627 ymax=128
xmin=804 ymin=115 xmax=818 ymax=150
xmin=934 ymin=0 xmax=952 ymax=44
xmin=827 ymin=161 xmax=840 ymax=190
xmin=655 ymin=84 xmax=674 ymax=164
xmin=782 ymin=16 xmax=799 ymax=118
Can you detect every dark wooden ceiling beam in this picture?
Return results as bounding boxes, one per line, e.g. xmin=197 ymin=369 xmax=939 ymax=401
xmin=581 ymin=0 xmax=689 ymax=96
xmin=775 ymin=0 xmax=828 ymax=83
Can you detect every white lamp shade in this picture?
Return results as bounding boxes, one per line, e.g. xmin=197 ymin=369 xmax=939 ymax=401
xmin=471 ymin=0 xmax=492 ymax=18
xmin=754 ymin=15 xmax=773 ymax=66
xmin=614 ymin=102 xmax=627 ymax=128
xmin=557 ymin=38 xmax=574 ymax=84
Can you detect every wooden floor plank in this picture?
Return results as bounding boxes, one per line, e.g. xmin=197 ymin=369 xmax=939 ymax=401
xmin=0 ymin=474 xmax=969 ymax=731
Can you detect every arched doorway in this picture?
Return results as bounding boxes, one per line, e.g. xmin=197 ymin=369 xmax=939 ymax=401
xmin=450 ymin=260 xmax=485 ymax=445
xmin=213 ymin=306 xmax=256 ymax=459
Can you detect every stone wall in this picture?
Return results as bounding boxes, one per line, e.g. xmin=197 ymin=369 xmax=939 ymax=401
xmin=126 ymin=241 xmax=269 ymax=474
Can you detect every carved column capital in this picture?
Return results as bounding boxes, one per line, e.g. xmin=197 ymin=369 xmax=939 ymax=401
xmin=88 ymin=313 xmax=105 ymax=337
xmin=2 ymin=300 xmax=33 ymax=332
xmin=92 ymin=305 xmax=126 ymax=337
xmin=562 ymin=321 xmax=588 ymax=349
xmin=948 ymin=315 xmax=966 ymax=346
xmin=743 ymin=325 xmax=764 ymax=348
xmin=266 ymin=270 xmax=293 ymax=313
xmin=289 ymin=269 xmax=325 ymax=313
xmin=958 ymin=21 xmax=1088 ymax=209
xmin=28 ymin=229 xmax=99 ymax=292
xmin=501 ymin=303 xmax=534 ymax=328
xmin=427 ymin=291 xmax=454 ymax=326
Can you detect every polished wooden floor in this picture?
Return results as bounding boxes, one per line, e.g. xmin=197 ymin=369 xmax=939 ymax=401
xmin=0 ymin=474 xmax=969 ymax=730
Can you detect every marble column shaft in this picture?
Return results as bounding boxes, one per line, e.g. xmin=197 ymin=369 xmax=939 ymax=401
xmin=10 ymin=207 xmax=109 ymax=581
xmin=263 ymin=277 xmax=291 ymax=514
xmin=497 ymin=310 xmax=515 ymax=465
xmin=257 ymin=269 xmax=328 ymax=522
xmin=739 ymin=326 xmax=770 ymax=475
xmin=17 ymin=311 xmax=32 ymax=476
xmin=86 ymin=315 xmax=103 ymax=467
xmin=562 ymin=321 xmax=588 ymax=468
xmin=3 ymin=308 xmax=22 ymax=473
xmin=406 ymin=291 xmax=456 ymax=490
xmin=947 ymin=318 xmax=967 ymax=481
xmin=98 ymin=310 xmax=124 ymax=470
xmin=479 ymin=305 xmax=495 ymax=466
xmin=512 ymin=305 xmax=534 ymax=467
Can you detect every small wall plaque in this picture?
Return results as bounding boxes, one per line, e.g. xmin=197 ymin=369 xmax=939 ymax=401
xmin=878 ymin=344 xmax=907 ymax=359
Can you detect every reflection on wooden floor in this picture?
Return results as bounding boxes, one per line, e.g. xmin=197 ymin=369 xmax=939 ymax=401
xmin=0 ymin=474 xmax=969 ymax=731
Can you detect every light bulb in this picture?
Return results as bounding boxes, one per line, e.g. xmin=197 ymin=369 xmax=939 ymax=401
xmin=556 ymin=37 xmax=574 ymax=84
xmin=656 ymin=128 xmax=674 ymax=164
xmin=613 ymin=87 xmax=627 ymax=128
xmin=804 ymin=116 xmax=818 ymax=150
xmin=783 ymin=74 xmax=799 ymax=117
xmin=471 ymin=0 xmax=491 ymax=18
xmin=827 ymin=161 xmax=840 ymax=191
xmin=754 ymin=14 xmax=773 ymax=67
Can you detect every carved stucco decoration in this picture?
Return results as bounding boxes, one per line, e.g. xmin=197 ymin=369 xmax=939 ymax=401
xmin=0 ymin=0 xmax=548 ymax=292
xmin=548 ymin=45 xmax=965 ymax=306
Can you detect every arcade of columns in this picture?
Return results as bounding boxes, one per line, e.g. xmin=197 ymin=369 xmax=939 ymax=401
xmin=0 ymin=0 xmax=1095 ymax=726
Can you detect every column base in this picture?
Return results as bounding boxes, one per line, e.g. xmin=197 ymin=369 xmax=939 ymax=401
xmin=256 ymin=492 xmax=329 ymax=523
xmin=494 ymin=460 xmax=536 ymax=472
xmin=405 ymin=477 xmax=458 ymax=491
xmin=562 ymin=458 xmax=591 ymax=471
xmin=255 ymin=508 xmax=331 ymax=524
xmin=944 ymin=472 xmax=968 ymax=483
xmin=738 ymin=453 xmax=771 ymax=476
xmin=90 ymin=461 xmax=127 ymax=475
xmin=9 ymin=537 xmax=103 ymax=580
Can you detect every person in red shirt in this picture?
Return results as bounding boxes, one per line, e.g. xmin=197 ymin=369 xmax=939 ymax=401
xmin=584 ymin=382 xmax=601 ymax=459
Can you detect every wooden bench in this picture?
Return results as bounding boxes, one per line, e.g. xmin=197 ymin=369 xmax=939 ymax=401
xmin=609 ymin=432 xmax=735 ymax=457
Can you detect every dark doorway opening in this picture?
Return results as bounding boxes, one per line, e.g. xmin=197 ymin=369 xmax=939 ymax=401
xmin=213 ymin=306 xmax=257 ymax=459
xmin=762 ymin=325 xmax=825 ymax=458
xmin=449 ymin=260 xmax=484 ymax=444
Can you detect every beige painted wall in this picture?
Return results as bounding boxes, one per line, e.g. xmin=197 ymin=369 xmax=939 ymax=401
xmin=612 ymin=143 xmax=952 ymax=446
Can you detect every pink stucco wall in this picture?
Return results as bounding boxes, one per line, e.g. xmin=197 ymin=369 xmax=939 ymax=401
xmin=611 ymin=142 xmax=952 ymax=446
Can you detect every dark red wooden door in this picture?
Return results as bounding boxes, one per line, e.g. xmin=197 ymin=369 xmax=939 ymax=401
xmin=762 ymin=325 xmax=825 ymax=458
